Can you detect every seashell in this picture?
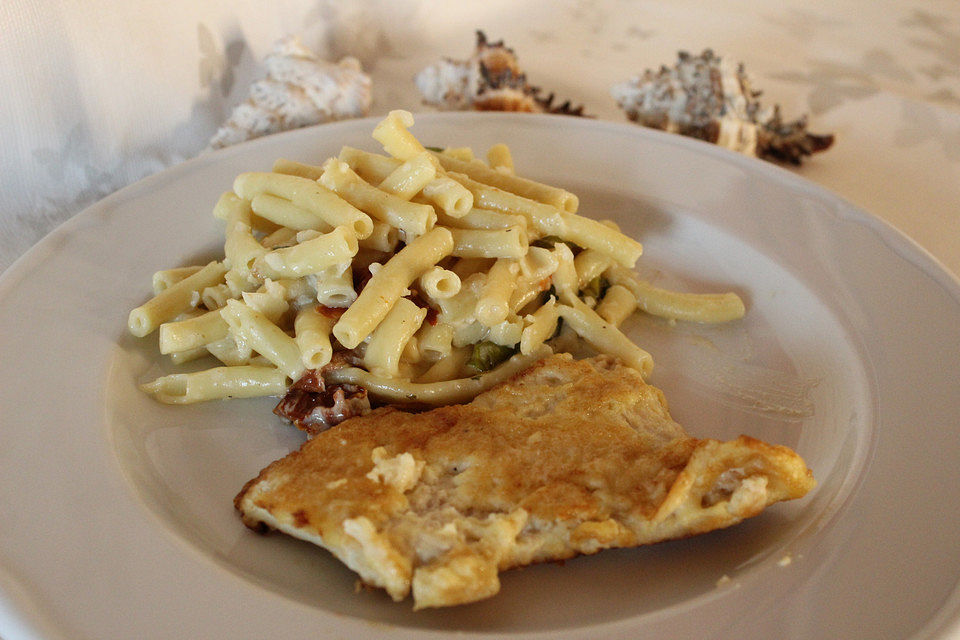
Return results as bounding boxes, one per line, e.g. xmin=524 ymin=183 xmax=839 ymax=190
xmin=415 ymin=31 xmax=585 ymax=116
xmin=209 ymin=37 xmax=372 ymax=149
xmin=611 ymin=49 xmax=833 ymax=164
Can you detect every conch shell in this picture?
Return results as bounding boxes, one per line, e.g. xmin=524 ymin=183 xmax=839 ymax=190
xmin=611 ymin=50 xmax=833 ymax=164
xmin=415 ymin=31 xmax=585 ymax=115
xmin=209 ymin=37 xmax=371 ymax=149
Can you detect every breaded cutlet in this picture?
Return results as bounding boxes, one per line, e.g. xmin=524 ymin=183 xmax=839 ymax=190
xmin=235 ymin=353 xmax=815 ymax=609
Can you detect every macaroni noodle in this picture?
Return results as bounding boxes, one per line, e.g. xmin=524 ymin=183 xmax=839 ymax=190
xmin=130 ymin=112 xmax=745 ymax=411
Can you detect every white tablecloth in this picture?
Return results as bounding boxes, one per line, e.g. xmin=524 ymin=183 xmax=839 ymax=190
xmin=2 ymin=0 xmax=958 ymax=279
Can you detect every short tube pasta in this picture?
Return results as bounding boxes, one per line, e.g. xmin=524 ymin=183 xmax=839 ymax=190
xmin=333 ymin=226 xmax=454 ymax=349
xmin=557 ymin=298 xmax=653 ymax=377
xmin=594 ymin=284 xmax=637 ymax=326
xmin=440 ymin=147 xmax=475 ymax=162
xmin=434 ymin=152 xmax=579 ymax=213
xmin=574 ymin=249 xmax=613 ymax=288
xmin=320 ymin=159 xmax=437 ymax=238
xmin=435 ymin=272 xmax=483 ymax=329
xmin=225 ymin=221 xmax=267 ymax=277
xmin=446 ymin=171 xmax=566 ymax=238
xmin=419 ymin=177 xmax=473 ymax=217
xmin=509 ymin=275 xmax=551 ymax=314
xmin=159 ymin=310 xmax=229 ymax=354
xmin=358 ymin=221 xmax=401 ymax=252
xmin=560 ymin=213 xmax=643 ymax=268
xmin=167 ymin=345 xmax=210 ymax=366
xmin=550 ymin=243 xmax=580 ymax=304
xmin=233 ymin=171 xmax=373 ymax=239
xmin=220 ymin=299 xmax=305 ymax=380
xmin=200 ymin=283 xmax=234 ymax=312
xmin=378 ymin=151 xmax=437 ymax=199
xmin=256 ymin=226 xmax=359 ymax=278
xmin=476 ymin=259 xmax=519 ymax=327
xmin=260 ymin=226 xmax=298 ymax=249
xmin=419 ymin=266 xmax=462 ymax=300
xmin=240 ymin=280 xmax=289 ymax=324
xmin=294 ymin=306 xmax=335 ymax=369
xmin=606 ymin=264 xmax=746 ymax=323
xmin=450 ymin=227 xmax=528 ymax=259
xmin=219 ymin=192 xmax=266 ymax=277
xmin=402 ymin=335 xmax=421 ymax=364
xmin=272 ymin=158 xmax=324 ymax=180
xmin=152 ymin=266 xmax=202 ymax=295
xmin=251 ymin=192 xmax=331 ymax=231
xmin=141 ymin=365 xmax=289 ymax=404
xmin=437 ymin=207 xmax=526 ymax=231
xmin=129 ymin=261 xmax=228 ymax=337
xmin=518 ymin=246 xmax=559 ymax=281
xmin=486 ymin=143 xmax=514 ymax=174
xmin=520 ymin=297 xmax=560 ymax=355
xmin=206 ymin=335 xmax=253 ymax=367
xmin=363 ymin=297 xmax=428 ymax=378
xmin=201 ymin=269 xmax=256 ymax=311
xmin=417 ymin=322 xmax=455 ymax=362
xmin=338 ymin=146 xmax=401 ymax=183
xmin=373 ymin=109 xmax=427 ymax=161
xmin=486 ymin=315 xmax=524 ymax=346
xmin=313 ymin=263 xmax=357 ymax=308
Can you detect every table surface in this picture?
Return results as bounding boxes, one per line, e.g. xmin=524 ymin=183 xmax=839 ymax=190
xmin=1 ymin=0 xmax=958 ymax=280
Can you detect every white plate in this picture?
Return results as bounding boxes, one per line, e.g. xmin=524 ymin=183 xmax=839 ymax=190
xmin=1 ymin=113 xmax=959 ymax=639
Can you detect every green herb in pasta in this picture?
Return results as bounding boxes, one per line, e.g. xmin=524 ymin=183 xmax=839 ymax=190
xmin=468 ymin=341 xmax=519 ymax=372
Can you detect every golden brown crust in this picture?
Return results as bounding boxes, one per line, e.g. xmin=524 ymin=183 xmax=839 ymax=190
xmin=235 ymin=354 xmax=815 ymax=608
